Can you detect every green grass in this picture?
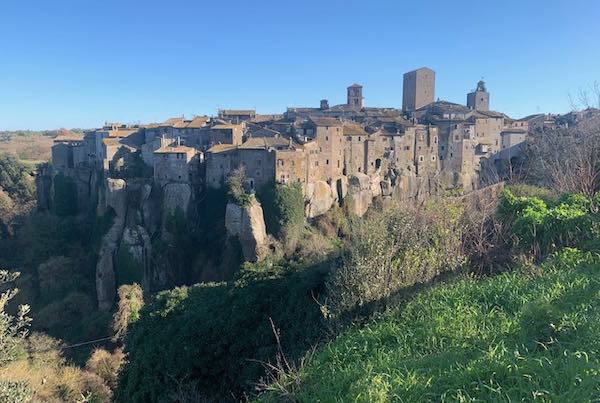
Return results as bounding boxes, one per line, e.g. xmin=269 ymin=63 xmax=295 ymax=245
xmin=257 ymin=249 xmax=600 ymax=402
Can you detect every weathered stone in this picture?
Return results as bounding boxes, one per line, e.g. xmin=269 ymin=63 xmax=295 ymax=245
xmin=305 ymin=180 xmax=335 ymax=218
xmin=225 ymin=197 xmax=268 ymax=262
xmin=106 ymin=178 xmax=127 ymax=218
xmin=347 ymin=173 xmax=373 ymax=217
xmin=96 ymin=217 xmax=124 ymax=311
xmin=348 ymin=172 xmax=371 ymax=192
xmin=333 ymin=176 xmax=348 ymax=203
xmin=162 ymin=182 xmax=191 ymax=216
xmin=370 ymin=174 xmax=382 ymax=198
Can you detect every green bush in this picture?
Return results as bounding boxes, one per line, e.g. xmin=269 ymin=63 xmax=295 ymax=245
xmin=257 ymin=182 xmax=304 ymax=238
xmin=327 ymin=201 xmax=465 ymax=322
xmin=499 ymin=189 xmax=596 ymax=257
xmin=115 ymin=260 xmax=329 ymax=402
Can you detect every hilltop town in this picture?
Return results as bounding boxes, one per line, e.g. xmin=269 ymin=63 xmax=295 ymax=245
xmin=36 ymin=67 xmax=560 ymax=309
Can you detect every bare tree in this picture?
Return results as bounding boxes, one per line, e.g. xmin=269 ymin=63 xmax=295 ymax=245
xmin=523 ymin=115 xmax=600 ymax=197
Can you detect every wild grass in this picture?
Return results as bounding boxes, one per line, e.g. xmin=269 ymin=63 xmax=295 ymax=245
xmin=257 ymin=248 xmax=600 ymax=402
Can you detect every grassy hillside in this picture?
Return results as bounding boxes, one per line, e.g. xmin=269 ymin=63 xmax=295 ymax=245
xmin=258 ymin=248 xmax=600 ymax=402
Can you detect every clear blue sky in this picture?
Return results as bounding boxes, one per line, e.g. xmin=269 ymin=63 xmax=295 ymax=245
xmin=1 ymin=0 xmax=599 ymax=130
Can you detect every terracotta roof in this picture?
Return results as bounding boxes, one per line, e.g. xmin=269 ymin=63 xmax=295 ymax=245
xmin=154 ymin=145 xmax=196 ymax=154
xmin=212 ymin=124 xmax=242 ymax=130
xmin=343 ymin=123 xmax=368 ymax=136
xmin=219 ymin=109 xmax=256 ymax=115
xmin=239 ymin=137 xmax=292 ymax=150
xmin=309 ymin=116 xmax=343 ymax=127
xmin=187 ymin=116 xmax=209 ymax=128
xmin=207 ymin=144 xmax=237 ymax=154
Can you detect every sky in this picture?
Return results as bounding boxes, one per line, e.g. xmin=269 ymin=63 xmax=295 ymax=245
xmin=0 ymin=0 xmax=599 ymax=130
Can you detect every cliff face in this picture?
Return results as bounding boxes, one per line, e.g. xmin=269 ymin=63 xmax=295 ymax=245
xmin=37 ymin=156 xmax=436 ymax=310
xmin=225 ymin=197 xmax=268 ymax=263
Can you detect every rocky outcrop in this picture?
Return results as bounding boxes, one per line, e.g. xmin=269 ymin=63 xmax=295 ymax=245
xmin=347 ymin=173 xmax=373 ymax=217
xmin=225 ymin=197 xmax=268 ymax=262
xmin=305 ymin=180 xmax=335 ymax=218
xmin=106 ymin=178 xmax=127 ymax=218
xmin=96 ymin=217 xmax=124 ymax=311
xmin=162 ymin=183 xmax=192 ymax=216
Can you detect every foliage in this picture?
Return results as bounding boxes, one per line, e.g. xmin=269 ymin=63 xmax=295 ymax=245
xmin=326 ymin=200 xmax=466 ymax=322
xmin=37 ymin=256 xmax=82 ymax=303
xmin=115 ymin=260 xmax=329 ymax=402
xmin=226 ymin=166 xmax=252 ymax=206
xmin=52 ymin=173 xmax=78 ymax=216
xmin=0 ymin=332 xmax=113 ymax=403
xmin=257 ymin=182 xmax=305 ymax=238
xmin=499 ymin=189 xmax=596 ymax=257
xmin=85 ymin=348 xmax=125 ymax=389
xmin=115 ymin=245 xmax=143 ymax=286
xmin=257 ymin=249 xmax=600 ymax=402
xmin=0 ymin=154 xmax=34 ymax=202
xmin=112 ymin=284 xmax=144 ymax=343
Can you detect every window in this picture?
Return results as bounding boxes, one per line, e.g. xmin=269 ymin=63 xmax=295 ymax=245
xmin=358 ymin=137 xmax=361 ymax=141
xmin=347 ymin=136 xmax=352 ymax=141
xmin=277 ymin=159 xmax=284 ymax=166
xmin=257 ymin=159 xmax=262 ymax=166
xmin=326 ymin=159 xmax=329 ymax=165
xmin=419 ymin=155 xmax=424 ymax=162
xmin=431 ymin=155 xmax=436 ymax=161
xmin=315 ymin=161 xmax=319 ymax=167
xmin=325 ymin=136 xmax=329 ymax=141
xmin=404 ymin=145 xmax=410 ymax=151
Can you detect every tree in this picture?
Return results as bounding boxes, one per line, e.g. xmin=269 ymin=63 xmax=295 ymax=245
xmin=0 ymin=270 xmax=32 ymax=402
xmin=523 ymin=115 xmax=600 ymax=197
xmin=112 ymin=284 xmax=144 ymax=343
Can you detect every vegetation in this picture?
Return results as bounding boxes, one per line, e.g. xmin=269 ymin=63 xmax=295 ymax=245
xmin=258 ymin=182 xmax=305 ymax=238
xmin=256 ymin=248 xmax=600 ymax=402
xmin=115 ymin=260 xmax=329 ymax=402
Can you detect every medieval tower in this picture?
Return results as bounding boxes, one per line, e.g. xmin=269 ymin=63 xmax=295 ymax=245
xmin=467 ymin=80 xmax=490 ymax=111
xmin=347 ymin=84 xmax=363 ymax=111
xmin=402 ymin=67 xmax=435 ymax=112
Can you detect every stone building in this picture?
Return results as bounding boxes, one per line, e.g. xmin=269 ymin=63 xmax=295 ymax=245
xmin=467 ymin=80 xmax=490 ymax=111
xmin=403 ymin=67 xmax=435 ymax=112
xmin=347 ymin=84 xmax=363 ymax=111
xmin=218 ymin=109 xmax=256 ymax=123
xmin=153 ymin=143 xmax=201 ymax=185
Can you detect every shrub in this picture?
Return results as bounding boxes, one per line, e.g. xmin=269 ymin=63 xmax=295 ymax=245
xmin=112 ymin=284 xmax=144 ymax=343
xmin=227 ymin=166 xmax=252 ymax=206
xmin=86 ymin=348 xmax=125 ymax=389
xmin=115 ymin=261 xmax=329 ymax=402
xmin=499 ymin=189 xmax=596 ymax=257
xmin=258 ymin=182 xmax=304 ymax=238
xmin=326 ymin=201 xmax=465 ymax=322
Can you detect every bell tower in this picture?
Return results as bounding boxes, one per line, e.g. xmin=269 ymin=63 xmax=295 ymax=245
xmin=467 ymin=79 xmax=490 ymax=111
xmin=347 ymin=84 xmax=363 ymax=111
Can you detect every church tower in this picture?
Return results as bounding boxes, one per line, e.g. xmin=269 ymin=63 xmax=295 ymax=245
xmin=467 ymin=80 xmax=490 ymax=111
xmin=347 ymin=84 xmax=363 ymax=111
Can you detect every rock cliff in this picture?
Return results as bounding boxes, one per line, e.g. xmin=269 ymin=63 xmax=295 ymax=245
xmin=225 ymin=197 xmax=268 ymax=262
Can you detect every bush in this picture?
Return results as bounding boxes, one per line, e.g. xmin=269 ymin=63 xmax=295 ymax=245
xmin=112 ymin=284 xmax=144 ymax=343
xmin=257 ymin=182 xmax=304 ymax=238
xmin=115 ymin=261 xmax=329 ymax=402
xmin=86 ymin=348 xmax=125 ymax=389
xmin=499 ymin=189 xmax=596 ymax=257
xmin=326 ymin=201 xmax=465 ymax=322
